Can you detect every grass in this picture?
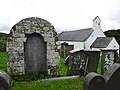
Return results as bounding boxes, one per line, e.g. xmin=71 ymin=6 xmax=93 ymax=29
xmin=60 ymin=58 xmax=68 ymax=76
xmin=12 ymin=78 xmax=84 ymax=90
xmin=0 ymin=52 xmax=84 ymax=90
xmin=97 ymin=56 xmax=102 ymax=75
xmin=0 ymin=52 xmax=7 ymax=71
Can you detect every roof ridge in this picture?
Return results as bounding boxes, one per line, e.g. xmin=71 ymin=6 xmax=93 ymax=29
xmin=62 ymin=28 xmax=93 ymax=33
xmin=58 ymin=28 xmax=94 ymax=42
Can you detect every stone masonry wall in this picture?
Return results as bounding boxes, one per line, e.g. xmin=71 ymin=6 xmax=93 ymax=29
xmin=6 ymin=17 xmax=60 ymax=75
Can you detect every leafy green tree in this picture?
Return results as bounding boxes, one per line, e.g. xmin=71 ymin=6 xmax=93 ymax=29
xmin=104 ymin=29 xmax=120 ymax=45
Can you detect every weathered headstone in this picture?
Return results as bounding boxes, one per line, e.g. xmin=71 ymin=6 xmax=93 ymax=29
xmin=0 ymin=70 xmax=11 ymax=90
xmin=67 ymin=50 xmax=100 ymax=76
xmin=67 ymin=50 xmax=89 ymax=76
xmin=24 ymin=33 xmax=47 ymax=75
xmin=101 ymin=49 xmax=118 ymax=74
xmin=103 ymin=63 xmax=120 ymax=90
xmin=60 ymin=42 xmax=74 ymax=58
xmin=85 ymin=51 xmax=100 ymax=72
xmin=84 ymin=72 xmax=105 ymax=90
xmin=6 ymin=17 xmax=60 ymax=76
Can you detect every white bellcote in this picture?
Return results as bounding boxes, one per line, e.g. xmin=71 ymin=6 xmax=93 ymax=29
xmin=93 ymin=16 xmax=101 ymax=30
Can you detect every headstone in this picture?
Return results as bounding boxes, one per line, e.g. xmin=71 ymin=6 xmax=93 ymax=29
xmin=103 ymin=63 xmax=120 ymax=90
xmin=101 ymin=50 xmax=118 ymax=74
xmin=85 ymin=51 xmax=100 ymax=72
xmin=6 ymin=17 xmax=60 ymax=76
xmin=67 ymin=50 xmax=100 ymax=76
xmin=67 ymin=50 xmax=89 ymax=76
xmin=84 ymin=72 xmax=105 ymax=90
xmin=60 ymin=42 xmax=74 ymax=58
xmin=0 ymin=70 xmax=11 ymax=90
xmin=24 ymin=33 xmax=47 ymax=75
xmin=84 ymin=63 xmax=120 ymax=90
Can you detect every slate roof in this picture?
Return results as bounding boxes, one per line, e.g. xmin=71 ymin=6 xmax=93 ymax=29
xmin=90 ymin=37 xmax=113 ymax=48
xmin=58 ymin=28 xmax=93 ymax=42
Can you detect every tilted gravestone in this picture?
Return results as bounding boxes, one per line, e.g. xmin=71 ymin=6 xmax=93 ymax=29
xmin=0 ymin=70 xmax=11 ymax=90
xmin=67 ymin=50 xmax=100 ymax=76
xmin=67 ymin=50 xmax=89 ymax=76
xmin=84 ymin=63 xmax=120 ymax=90
xmin=6 ymin=17 xmax=60 ymax=76
xmin=84 ymin=51 xmax=100 ymax=72
xmin=84 ymin=72 xmax=105 ymax=90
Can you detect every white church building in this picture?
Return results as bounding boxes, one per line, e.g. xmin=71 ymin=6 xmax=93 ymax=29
xmin=58 ymin=16 xmax=119 ymax=52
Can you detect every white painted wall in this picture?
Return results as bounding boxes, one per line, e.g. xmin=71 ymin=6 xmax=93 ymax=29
xmin=58 ymin=41 xmax=84 ymax=50
xmin=85 ymin=30 xmax=106 ymax=50
xmin=107 ymin=38 xmax=119 ymax=50
xmin=85 ymin=17 xmax=106 ymax=50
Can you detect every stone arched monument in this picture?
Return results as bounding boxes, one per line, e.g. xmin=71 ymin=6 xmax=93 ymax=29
xmin=6 ymin=17 xmax=60 ymax=76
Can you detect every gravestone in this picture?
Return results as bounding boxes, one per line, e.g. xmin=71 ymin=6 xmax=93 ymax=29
xmin=85 ymin=51 xmax=100 ymax=72
xmin=24 ymin=33 xmax=47 ymax=75
xmin=84 ymin=72 xmax=105 ymax=90
xmin=6 ymin=17 xmax=60 ymax=76
xmin=60 ymin=42 xmax=74 ymax=58
xmin=67 ymin=50 xmax=100 ymax=76
xmin=101 ymin=49 xmax=118 ymax=74
xmin=103 ymin=63 xmax=120 ymax=90
xmin=67 ymin=50 xmax=89 ymax=76
xmin=84 ymin=63 xmax=120 ymax=90
xmin=0 ymin=70 xmax=11 ymax=90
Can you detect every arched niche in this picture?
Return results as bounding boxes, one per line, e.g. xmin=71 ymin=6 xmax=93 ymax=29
xmin=7 ymin=17 xmax=60 ymax=76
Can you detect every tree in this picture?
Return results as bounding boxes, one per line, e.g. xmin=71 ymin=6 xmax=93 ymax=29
xmin=0 ymin=33 xmax=10 ymax=52
xmin=104 ymin=29 xmax=120 ymax=45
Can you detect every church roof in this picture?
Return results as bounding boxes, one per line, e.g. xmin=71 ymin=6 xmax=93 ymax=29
xmin=58 ymin=28 xmax=93 ymax=42
xmin=90 ymin=37 xmax=113 ymax=48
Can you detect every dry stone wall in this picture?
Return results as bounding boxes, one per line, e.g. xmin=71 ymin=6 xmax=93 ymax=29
xmin=6 ymin=17 xmax=60 ymax=75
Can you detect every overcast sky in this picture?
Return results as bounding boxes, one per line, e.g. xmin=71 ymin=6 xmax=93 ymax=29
xmin=0 ymin=0 xmax=120 ymax=33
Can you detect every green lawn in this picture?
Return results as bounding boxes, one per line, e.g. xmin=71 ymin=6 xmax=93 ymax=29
xmin=0 ymin=52 xmax=7 ymax=71
xmin=60 ymin=58 xmax=68 ymax=76
xmin=97 ymin=56 xmax=102 ymax=75
xmin=12 ymin=78 xmax=84 ymax=90
xmin=0 ymin=52 xmax=84 ymax=90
